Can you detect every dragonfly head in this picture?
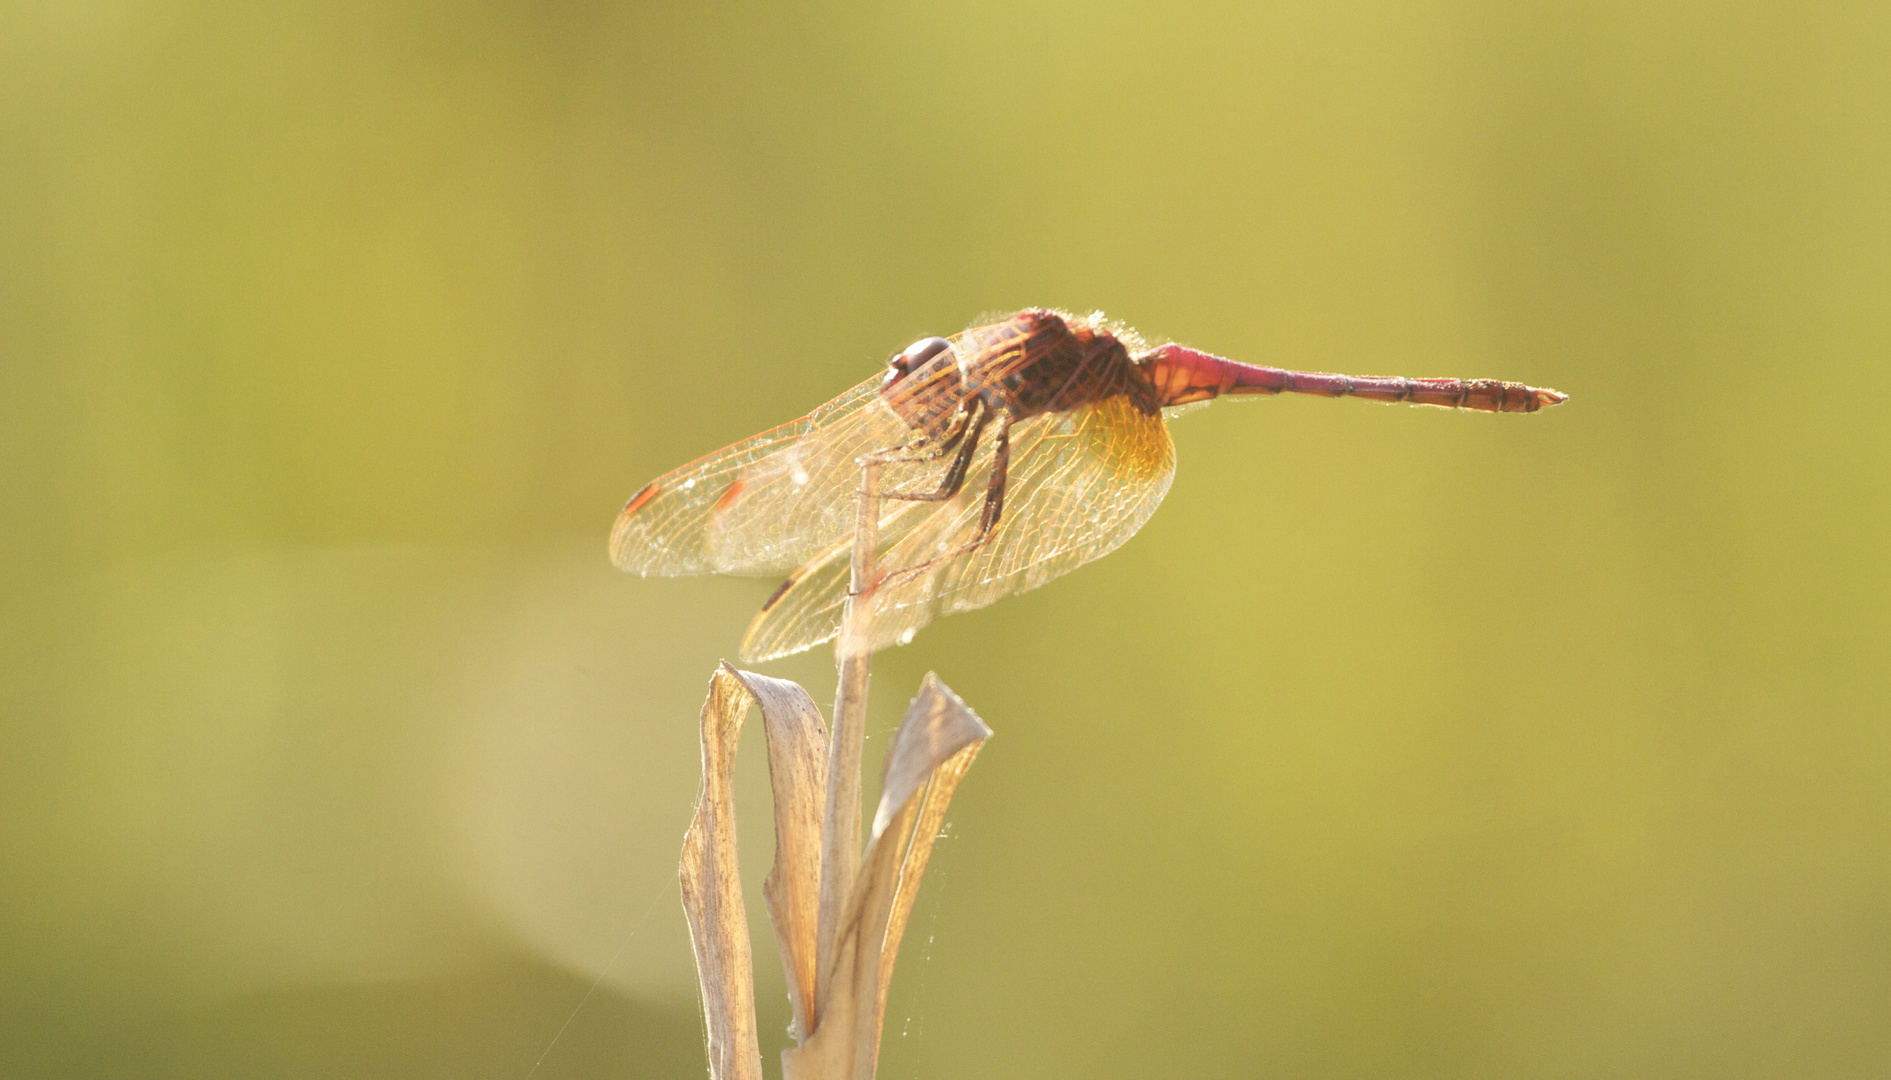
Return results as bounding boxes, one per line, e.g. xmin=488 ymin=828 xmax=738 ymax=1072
xmin=883 ymin=336 xmax=954 ymax=390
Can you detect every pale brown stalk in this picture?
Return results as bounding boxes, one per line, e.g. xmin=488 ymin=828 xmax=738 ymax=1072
xmin=680 ymin=458 xmax=991 ymax=1080
xmin=816 ymin=458 xmax=881 ymax=1017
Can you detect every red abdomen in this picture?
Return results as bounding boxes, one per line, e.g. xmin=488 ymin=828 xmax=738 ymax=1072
xmin=1139 ymin=344 xmax=1567 ymax=414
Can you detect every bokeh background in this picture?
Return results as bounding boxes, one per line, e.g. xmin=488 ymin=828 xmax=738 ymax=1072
xmin=4 ymin=1 xmax=1887 ymax=1077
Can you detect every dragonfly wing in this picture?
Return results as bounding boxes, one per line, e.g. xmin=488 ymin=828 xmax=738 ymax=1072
xmin=610 ymin=373 xmax=916 ymax=577
xmin=880 ymin=393 xmax=1176 ymax=629
xmin=703 ymin=382 xmax=926 ymax=576
xmin=736 ymin=495 xmax=938 ymax=662
xmin=737 ymin=538 xmax=855 ymax=662
xmin=737 ymin=394 xmax=1175 ymax=660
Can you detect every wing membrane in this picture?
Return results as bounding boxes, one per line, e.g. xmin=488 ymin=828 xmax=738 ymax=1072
xmin=610 ymin=374 xmax=918 ymax=577
xmin=736 ymin=493 xmax=941 ymax=662
xmin=739 ymin=394 xmax=1175 ymax=661
xmin=702 ymin=386 xmax=937 ymax=576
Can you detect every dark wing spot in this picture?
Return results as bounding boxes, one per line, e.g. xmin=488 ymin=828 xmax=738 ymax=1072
xmin=712 ymin=478 xmax=747 ymax=514
xmin=623 ymin=482 xmax=661 ymax=515
xmin=760 ymin=572 xmax=799 ymax=612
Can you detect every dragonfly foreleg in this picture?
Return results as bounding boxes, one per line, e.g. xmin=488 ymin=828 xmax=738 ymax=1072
xmin=879 ymin=411 xmax=1014 ymax=587
xmin=867 ymin=400 xmax=976 ymax=466
xmin=881 ymin=398 xmax=992 ymax=504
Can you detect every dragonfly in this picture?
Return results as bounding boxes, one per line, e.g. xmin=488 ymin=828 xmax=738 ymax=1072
xmin=611 ymin=308 xmax=1566 ymax=662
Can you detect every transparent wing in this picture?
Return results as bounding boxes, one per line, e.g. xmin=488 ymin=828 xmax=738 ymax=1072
xmin=736 ymin=494 xmax=938 ymax=662
xmin=874 ymin=394 xmax=1176 ymax=640
xmin=739 ymin=394 xmax=1176 ymax=661
xmin=701 ymin=383 xmax=943 ymax=576
xmin=611 ymin=374 xmax=917 ymax=577
xmin=738 ymin=538 xmax=856 ymax=659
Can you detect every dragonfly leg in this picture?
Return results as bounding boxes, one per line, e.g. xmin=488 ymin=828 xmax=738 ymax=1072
xmin=877 ymin=411 xmax=1014 ymax=587
xmin=979 ymin=413 xmax=1012 ymax=533
xmin=867 ymin=402 xmax=976 ymax=466
xmin=881 ymin=398 xmax=992 ymax=504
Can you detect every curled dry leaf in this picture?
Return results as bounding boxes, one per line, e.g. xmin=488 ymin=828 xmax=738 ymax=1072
xmin=681 ymin=664 xmax=831 ymax=1080
xmin=679 ymin=667 xmax=764 ymax=1080
xmin=783 ymin=673 xmax=992 ymax=1080
xmin=738 ymin=664 xmax=831 ymax=1041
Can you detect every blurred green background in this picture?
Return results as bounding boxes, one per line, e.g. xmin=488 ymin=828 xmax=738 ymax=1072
xmin=4 ymin=1 xmax=1887 ymax=1077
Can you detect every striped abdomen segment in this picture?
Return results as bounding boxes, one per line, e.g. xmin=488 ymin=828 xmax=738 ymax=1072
xmin=1140 ymin=344 xmax=1567 ymax=414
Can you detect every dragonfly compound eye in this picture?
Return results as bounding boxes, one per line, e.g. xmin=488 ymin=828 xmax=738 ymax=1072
xmin=884 ymin=336 xmax=954 ymax=387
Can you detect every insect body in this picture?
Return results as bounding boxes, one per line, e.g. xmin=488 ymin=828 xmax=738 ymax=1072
xmin=612 ymin=309 xmax=1565 ymax=660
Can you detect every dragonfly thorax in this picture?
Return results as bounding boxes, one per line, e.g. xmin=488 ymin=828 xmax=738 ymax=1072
xmin=879 ymin=309 xmax=1162 ymax=441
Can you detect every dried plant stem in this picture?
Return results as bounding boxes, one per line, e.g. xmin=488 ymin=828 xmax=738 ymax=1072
xmin=815 ymin=458 xmax=881 ymax=1018
xmin=679 ymin=457 xmax=988 ymax=1080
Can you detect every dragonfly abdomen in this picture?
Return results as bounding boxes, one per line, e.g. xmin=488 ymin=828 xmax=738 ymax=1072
xmin=1139 ymin=344 xmax=1567 ymax=414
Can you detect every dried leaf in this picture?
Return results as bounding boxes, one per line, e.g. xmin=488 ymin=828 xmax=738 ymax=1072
xmin=723 ymin=662 xmax=830 ymax=1041
xmin=783 ymin=673 xmax=992 ymax=1080
xmin=680 ymin=667 xmax=765 ymax=1080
